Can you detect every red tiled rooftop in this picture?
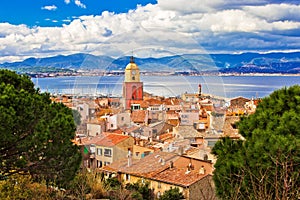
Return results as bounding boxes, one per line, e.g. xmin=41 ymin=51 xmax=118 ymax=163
xmin=95 ymin=133 xmax=130 ymax=147
xmin=159 ymin=133 xmax=174 ymax=141
xmin=152 ymin=166 xmax=209 ymax=186
xmin=111 ymin=129 xmax=123 ymax=134
xmin=101 ymin=151 xmax=213 ymax=187
xmin=164 ymin=98 xmax=182 ymax=105
xmin=130 ymin=100 xmax=149 ymax=108
xmin=145 ymin=98 xmax=163 ymax=105
xmin=80 ymin=135 xmax=104 ymax=145
xmin=121 ymin=125 xmax=140 ymax=133
xmin=131 ymin=110 xmax=147 ymax=123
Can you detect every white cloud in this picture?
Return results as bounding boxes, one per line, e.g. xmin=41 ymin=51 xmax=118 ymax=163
xmin=64 ymin=0 xmax=86 ymax=9
xmin=75 ymin=0 xmax=86 ymax=9
xmin=0 ymin=1 xmax=300 ymax=63
xmin=41 ymin=5 xmax=57 ymax=11
xmin=244 ymin=3 xmax=300 ymax=22
xmin=157 ymin=0 xmax=271 ymax=14
xmin=62 ymin=19 xmax=72 ymax=23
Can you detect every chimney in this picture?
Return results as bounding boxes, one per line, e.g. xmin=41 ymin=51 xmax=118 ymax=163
xmin=169 ymin=161 xmax=174 ymax=169
xmin=199 ymin=165 xmax=205 ymax=175
xmin=127 ymin=149 xmax=132 ymax=167
xmin=188 ymin=160 xmax=194 ymax=170
xmin=185 ymin=166 xmax=191 ymax=174
xmin=203 ymin=154 xmax=208 ymax=161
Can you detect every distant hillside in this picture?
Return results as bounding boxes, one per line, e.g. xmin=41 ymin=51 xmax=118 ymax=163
xmin=1 ymin=52 xmax=300 ymax=74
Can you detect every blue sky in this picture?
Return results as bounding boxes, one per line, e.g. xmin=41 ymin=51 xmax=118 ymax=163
xmin=0 ymin=0 xmax=156 ymax=27
xmin=0 ymin=0 xmax=300 ymax=63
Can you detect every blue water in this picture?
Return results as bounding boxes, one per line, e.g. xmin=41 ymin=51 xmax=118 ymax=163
xmin=32 ymin=75 xmax=300 ymax=99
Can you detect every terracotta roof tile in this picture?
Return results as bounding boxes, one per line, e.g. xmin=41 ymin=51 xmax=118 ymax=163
xmin=145 ymin=98 xmax=163 ymax=105
xmin=101 ymin=151 xmax=213 ymax=187
xmin=131 ymin=110 xmax=147 ymax=123
xmin=94 ymin=133 xmax=130 ymax=147
xmin=80 ymin=135 xmax=103 ymax=145
xmin=130 ymin=100 xmax=149 ymax=108
xmin=163 ymin=98 xmax=182 ymax=105
xmin=111 ymin=129 xmax=123 ymax=134
xmin=151 ymin=167 xmax=208 ymax=186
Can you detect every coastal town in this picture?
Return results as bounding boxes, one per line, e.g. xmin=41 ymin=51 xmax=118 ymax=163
xmin=51 ymin=57 xmax=260 ymax=199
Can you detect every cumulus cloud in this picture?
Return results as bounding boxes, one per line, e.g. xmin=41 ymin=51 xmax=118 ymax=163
xmin=244 ymin=3 xmax=300 ymax=22
xmin=0 ymin=1 xmax=300 ymax=63
xmin=64 ymin=0 xmax=86 ymax=8
xmin=41 ymin=5 xmax=57 ymax=11
xmin=157 ymin=0 xmax=274 ymax=14
xmin=75 ymin=0 xmax=86 ymax=9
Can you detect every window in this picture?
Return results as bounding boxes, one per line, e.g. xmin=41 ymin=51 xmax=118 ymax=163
xmin=97 ymin=160 xmax=102 ymax=168
xmin=104 ymin=161 xmax=110 ymax=166
xmin=131 ymin=104 xmax=140 ymax=110
xmin=135 ymin=152 xmax=139 ymax=156
xmin=97 ymin=148 xmax=102 ymax=156
xmin=121 ymin=116 xmax=124 ymax=121
xmin=231 ymin=123 xmax=237 ymax=129
xmin=158 ymin=182 xmax=161 ymax=189
xmin=104 ymin=148 xmax=112 ymax=157
xmin=111 ymin=124 xmax=114 ymax=128
xmin=152 ymin=129 xmax=157 ymax=134
xmin=190 ymin=138 xmax=196 ymax=143
xmin=124 ymin=174 xmax=130 ymax=181
xmin=208 ymin=141 xmax=217 ymax=147
xmin=144 ymin=151 xmax=151 ymax=157
xmin=157 ymin=191 xmax=161 ymax=198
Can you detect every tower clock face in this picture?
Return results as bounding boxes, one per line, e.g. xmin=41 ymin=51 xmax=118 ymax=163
xmin=131 ymin=70 xmax=136 ymax=75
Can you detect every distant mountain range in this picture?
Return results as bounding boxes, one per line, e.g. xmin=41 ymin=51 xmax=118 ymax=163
xmin=1 ymin=52 xmax=300 ymax=74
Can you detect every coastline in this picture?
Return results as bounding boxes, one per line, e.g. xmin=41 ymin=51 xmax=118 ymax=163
xmin=28 ymin=71 xmax=300 ymax=78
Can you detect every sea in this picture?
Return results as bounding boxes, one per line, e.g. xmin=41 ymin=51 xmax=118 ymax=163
xmin=32 ymin=75 xmax=300 ymax=99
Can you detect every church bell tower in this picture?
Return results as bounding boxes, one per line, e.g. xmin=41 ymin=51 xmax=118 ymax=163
xmin=123 ymin=56 xmax=143 ymax=110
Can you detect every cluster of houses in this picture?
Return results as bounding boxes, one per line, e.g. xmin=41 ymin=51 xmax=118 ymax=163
xmin=51 ymin=57 xmax=259 ymax=199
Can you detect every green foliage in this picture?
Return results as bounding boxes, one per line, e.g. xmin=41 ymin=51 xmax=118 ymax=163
xmin=125 ymin=180 xmax=153 ymax=200
xmin=0 ymin=174 xmax=52 ymax=200
xmin=0 ymin=69 xmax=35 ymax=93
xmin=159 ymin=187 xmax=184 ymax=200
xmin=213 ymin=85 xmax=300 ymax=200
xmin=105 ymin=177 xmax=122 ymax=190
xmin=0 ymin=70 xmax=81 ymax=187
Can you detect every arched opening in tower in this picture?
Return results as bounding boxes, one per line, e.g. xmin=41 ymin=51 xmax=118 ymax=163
xmin=132 ymin=86 xmax=137 ymax=100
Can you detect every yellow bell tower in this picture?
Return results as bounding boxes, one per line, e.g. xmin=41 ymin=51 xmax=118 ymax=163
xmin=123 ymin=56 xmax=143 ymax=110
xmin=125 ymin=56 xmax=140 ymax=82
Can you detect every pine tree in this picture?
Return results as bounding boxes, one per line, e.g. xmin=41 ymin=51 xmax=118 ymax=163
xmin=159 ymin=187 xmax=184 ymax=200
xmin=0 ymin=70 xmax=81 ymax=187
xmin=213 ymin=85 xmax=300 ymax=200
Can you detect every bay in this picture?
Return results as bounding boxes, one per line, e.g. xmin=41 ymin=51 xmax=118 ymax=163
xmin=32 ymin=75 xmax=300 ymax=99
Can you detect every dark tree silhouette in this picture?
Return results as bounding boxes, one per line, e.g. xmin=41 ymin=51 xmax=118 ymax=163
xmin=0 ymin=69 xmax=81 ymax=187
xmin=213 ymin=85 xmax=300 ymax=200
